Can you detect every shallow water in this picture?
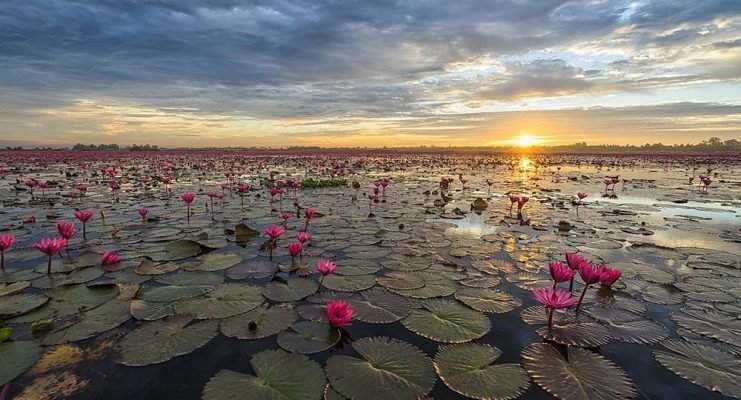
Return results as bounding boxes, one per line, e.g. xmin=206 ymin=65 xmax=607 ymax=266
xmin=0 ymin=151 xmax=739 ymax=400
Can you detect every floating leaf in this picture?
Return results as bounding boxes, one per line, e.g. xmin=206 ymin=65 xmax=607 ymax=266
xmin=174 ymin=283 xmax=263 ymax=319
xmin=376 ymin=272 xmax=425 ymax=290
xmin=41 ymin=300 xmax=131 ymax=345
xmin=276 ymin=321 xmax=340 ymax=354
xmin=654 ymin=340 xmax=740 ymax=398
xmin=348 ymin=288 xmax=411 ymax=323
xmin=138 ymin=284 xmax=216 ymax=302
xmin=388 ymin=274 xmax=456 ymax=299
xmin=156 ymin=271 xmax=224 ymax=286
xmin=263 ymin=279 xmax=318 ymax=302
xmin=0 ymin=341 xmax=42 ymax=385
xmin=585 ymin=307 xmax=669 ymax=344
xmin=9 ymin=284 xmax=117 ymax=323
xmin=522 ymin=343 xmax=637 ymax=400
xmin=434 ymin=343 xmax=529 ymax=400
xmin=130 ymin=300 xmax=175 ymax=321
xmin=184 ymin=252 xmax=243 ymax=272
xmin=455 ymin=288 xmax=521 ymax=313
xmin=203 ymin=349 xmax=325 ymax=400
xmin=0 ymin=281 xmax=30 ymax=296
xmin=459 ymin=274 xmax=502 ymax=288
xmin=220 ymin=304 xmax=297 ymax=339
xmin=0 ymin=293 xmax=48 ymax=317
xmin=402 ymin=299 xmax=490 ymax=343
xmin=150 ymin=239 xmax=202 ymax=261
xmin=118 ymin=317 xmax=217 ymax=366
xmin=134 ymin=260 xmax=179 ymax=276
xmin=32 ymin=267 xmax=103 ymax=289
xmin=671 ymin=308 xmax=741 ymax=348
xmin=321 ymin=274 xmax=375 ymax=292
xmin=326 ymin=336 xmax=435 ymax=400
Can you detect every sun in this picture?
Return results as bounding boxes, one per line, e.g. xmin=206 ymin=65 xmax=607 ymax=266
xmin=511 ymin=135 xmax=541 ymax=147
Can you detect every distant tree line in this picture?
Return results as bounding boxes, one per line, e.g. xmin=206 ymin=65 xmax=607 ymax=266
xmin=71 ymin=143 xmax=160 ymax=151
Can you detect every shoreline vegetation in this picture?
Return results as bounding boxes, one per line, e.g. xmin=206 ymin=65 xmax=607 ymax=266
xmin=2 ymin=137 xmax=740 ymax=155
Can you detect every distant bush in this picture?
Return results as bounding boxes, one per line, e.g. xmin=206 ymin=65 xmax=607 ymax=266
xmin=300 ymin=178 xmax=348 ymax=188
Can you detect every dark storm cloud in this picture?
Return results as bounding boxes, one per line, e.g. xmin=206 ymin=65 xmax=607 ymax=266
xmin=0 ymin=0 xmax=738 ymax=143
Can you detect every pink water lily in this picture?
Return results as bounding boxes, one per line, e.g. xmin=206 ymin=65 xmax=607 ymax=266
xmin=265 ymin=225 xmax=285 ymax=260
xmin=100 ymin=250 xmax=121 ymax=266
xmin=0 ymin=233 xmax=16 ymax=272
xmin=74 ymin=209 xmax=94 ymax=239
xmin=548 ymin=261 xmax=575 ymax=286
xmin=181 ymin=192 xmax=195 ymax=222
xmin=33 ymin=237 xmax=66 ymax=274
xmin=316 ymin=259 xmax=336 ymax=291
xmin=138 ymin=207 xmax=149 ymax=221
xmin=532 ymin=287 xmax=579 ymax=330
xmin=297 ymin=231 xmax=311 ymax=244
xmin=575 ymin=261 xmax=601 ymax=313
xmin=57 ymin=222 xmax=77 ymax=257
xmin=598 ymin=266 xmax=622 ymax=287
xmin=326 ymin=299 xmax=353 ymax=328
xmin=287 ymin=242 xmax=302 ymax=260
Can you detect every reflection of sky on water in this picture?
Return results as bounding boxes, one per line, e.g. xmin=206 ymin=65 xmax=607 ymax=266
xmin=426 ymin=214 xmax=499 ymax=237
xmin=596 ymin=195 xmax=739 ymax=224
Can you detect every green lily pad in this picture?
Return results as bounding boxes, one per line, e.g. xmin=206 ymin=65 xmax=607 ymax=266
xmin=434 ymin=343 xmax=530 ymax=400
xmin=32 ymin=267 xmax=103 ymax=289
xmin=326 ymin=336 xmax=435 ymax=400
xmin=376 ymin=272 xmax=425 ymax=290
xmin=134 ymin=260 xmax=179 ymax=276
xmin=402 ymin=299 xmax=490 ymax=343
xmin=174 ymin=283 xmax=263 ymax=319
xmin=9 ymin=284 xmax=118 ymax=323
xmin=220 ymin=304 xmax=297 ymax=340
xmin=321 ymin=274 xmax=376 ymax=292
xmin=0 ymin=341 xmax=43 ymax=385
xmin=654 ymin=340 xmax=740 ymax=398
xmin=130 ymin=300 xmax=175 ymax=321
xmin=0 ymin=281 xmax=30 ymax=296
xmin=156 ymin=271 xmax=224 ymax=286
xmin=138 ymin=284 xmax=216 ymax=303
xmin=41 ymin=300 xmax=131 ymax=345
xmin=671 ymin=308 xmax=741 ymax=348
xmin=388 ymin=274 xmax=456 ymax=299
xmin=184 ymin=252 xmax=243 ymax=272
xmin=150 ymin=240 xmax=202 ymax=261
xmin=203 ymin=349 xmax=326 ymax=400
xmin=263 ymin=279 xmax=318 ymax=302
xmin=0 ymin=293 xmax=49 ymax=317
xmin=276 ymin=321 xmax=340 ymax=354
xmin=455 ymin=288 xmax=522 ymax=313
xmin=347 ymin=288 xmax=411 ymax=323
xmin=522 ymin=343 xmax=637 ymax=400
xmin=119 ymin=317 xmax=218 ymax=366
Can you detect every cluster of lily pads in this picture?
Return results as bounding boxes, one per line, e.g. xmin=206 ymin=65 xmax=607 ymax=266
xmin=0 ymin=151 xmax=739 ymax=400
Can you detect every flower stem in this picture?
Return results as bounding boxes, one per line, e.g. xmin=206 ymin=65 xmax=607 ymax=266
xmin=575 ymin=284 xmax=590 ymax=314
xmin=547 ymin=307 xmax=554 ymax=331
xmin=47 ymin=255 xmax=52 ymax=274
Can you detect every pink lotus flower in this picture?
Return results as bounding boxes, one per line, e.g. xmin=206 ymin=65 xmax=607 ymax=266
xmin=23 ymin=215 xmax=36 ymax=224
xmin=0 ymin=233 xmax=15 ymax=272
xmin=532 ymin=287 xmax=580 ymax=330
xmin=75 ymin=183 xmax=87 ymax=193
xmin=181 ymin=192 xmax=196 ymax=204
xmin=316 ymin=259 xmax=336 ymax=276
xmin=56 ymin=222 xmax=77 ymax=256
xmin=517 ymin=196 xmax=529 ymax=210
xmin=548 ymin=261 xmax=575 ymax=284
xmin=326 ymin=299 xmax=353 ymax=328
xmin=280 ymin=211 xmax=292 ymax=222
xmin=304 ymin=208 xmax=316 ymax=219
xmin=74 ymin=209 xmax=94 ymax=239
xmin=138 ymin=207 xmax=148 ymax=221
xmin=598 ymin=266 xmax=622 ymax=287
xmin=33 ymin=238 xmax=66 ymax=274
xmin=287 ymin=242 xmax=303 ymax=259
xmin=564 ymin=252 xmax=586 ymax=270
xmin=578 ymin=262 xmax=601 ymax=285
xmin=100 ymin=250 xmax=121 ymax=266
xmin=577 ymin=192 xmax=588 ymax=200
xmin=297 ymin=231 xmax=311 ymax=243
xmin=265 ymin=225 xmax=285 ymax=240
xmin=74 ymin=209 xmax=94 ymax=223
xmin=509 ymin=194 xmax=520 ymax=213
xmin=181 ymin=192 xmax=195 ymax=222
xmin=269 ymin=187 xmax=281 ymax=198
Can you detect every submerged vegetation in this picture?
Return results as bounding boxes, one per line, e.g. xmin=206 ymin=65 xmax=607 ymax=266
xmin=0 ymin=150 xmax=739 ymax=399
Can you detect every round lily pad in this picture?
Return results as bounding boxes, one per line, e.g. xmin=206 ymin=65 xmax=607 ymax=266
xmin=347 ymin=288 xmax=411 ymax=323
xmin=134 ymin=260 xmax=179 ymax=276
xmin=402 ymin=299 xmax=490 ymax=343
xmin=0 ymin=293 xmax=49 ymax=317
xmin=388 ymin=274 xmax=456 ymax=299
xmin=522 ymin=343 xmax=637 ymax=400
xmin=130 ymin=300 xmax=175 ymax=321
xmin=184 ymin=252 xmax=243 ymax=272
xmin=376 ymin=272 xmax=425 ymax=290
xmin=118 ymin=317 xmax=218 ymax=366
xmin=174 ymin=283 xmax=263 ymax=319
xmin=326 ymin=336 xmax=435 ymax=400
xmin=654 ymin=340 xmax=740 ymax=398
xmin=41 ymin=300 xmax=131 ymax=345
xmin=434 ymin=343 xmax=529 ymax=400
xmin=138 ymin=284 xmax=216 ymax=303
xmin=0 ymin=341 xmax=43 ymax=385
xmin=32 ymin=267 xmax=103 ymax=289
xmin=203 ymin=349 xmax=326 ymax=400
xmin=263 ymin=279 xmax=318 ymax=302
xmin=276 ymin=321 xmax=340 ymax=354
xmin=156 ymin=271 xmax=224 ymax=286
xmin=455 ymin=288 xmax=522 ymax=313
xmin=321 ymin=274 xmax=376 ymax=292
xmin=220 ymin=304 xmax=297 ymax=339
xmin=10 ymin=284 xmax=118 ymax=323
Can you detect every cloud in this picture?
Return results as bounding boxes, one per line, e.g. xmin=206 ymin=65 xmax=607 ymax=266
xmin=0 ymin=0 xmax=738 ymax=145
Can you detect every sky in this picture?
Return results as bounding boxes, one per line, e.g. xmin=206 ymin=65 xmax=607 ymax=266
xmin=0 ymin=0 xmax=739 ymax=148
